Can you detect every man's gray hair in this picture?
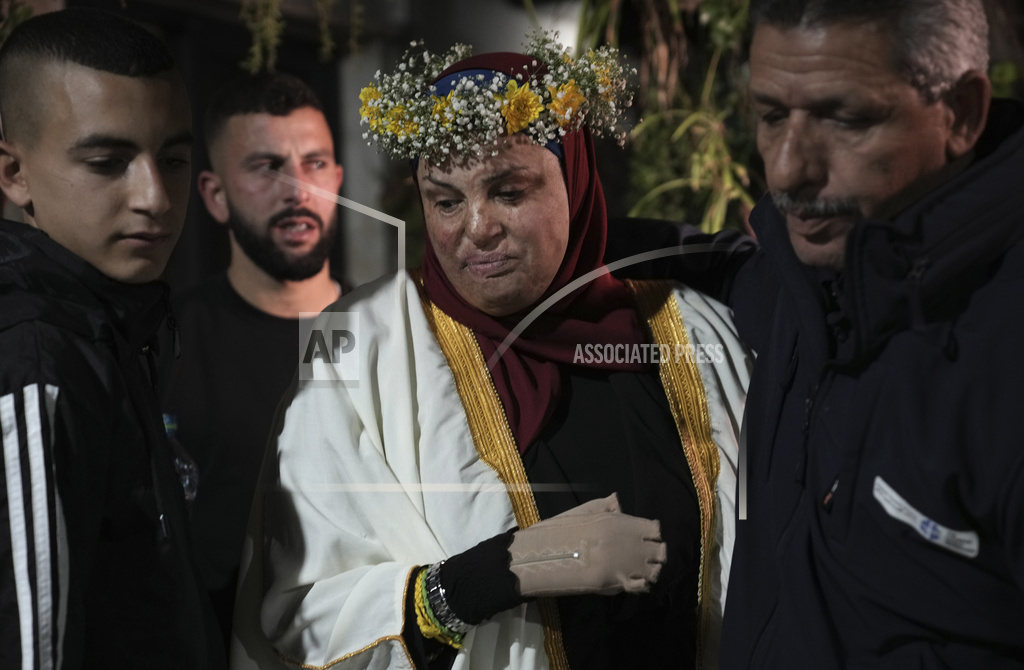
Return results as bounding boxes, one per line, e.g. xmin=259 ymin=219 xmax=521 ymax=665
xmin=750 ymin=0 xmax=990 ymax=102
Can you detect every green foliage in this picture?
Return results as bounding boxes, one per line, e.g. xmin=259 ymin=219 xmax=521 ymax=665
xmin=315 ymin=0 xmax=338 ymax=62
xmin=0 ymin=2 xmax=34 ymax=50
xmin=577 ymin=0 xmax=621 ymax=49
xmin=578 ymin=0 xmax=759 ymax=232
xmin=240 ymin=0 xmax=353 ymax=73
xmin=991 ymin=61 xmax=1021 ymax=99
xmin=241 ymin=0 xmax=284 ymax=73
xmin=347 ymin=0 xmax=364 ymax=56
xmin=629 ymin=103 xmax=754 ymax=232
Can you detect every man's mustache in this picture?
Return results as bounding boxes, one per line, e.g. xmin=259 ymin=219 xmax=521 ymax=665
xmin=771 ymin=192 xmax=861 ymax=219
xmin=267 ymin=207 xmax=324 ymax=230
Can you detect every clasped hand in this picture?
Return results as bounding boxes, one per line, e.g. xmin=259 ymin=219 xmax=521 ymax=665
xmin=509 ymin=493 xmax=666 ymax=598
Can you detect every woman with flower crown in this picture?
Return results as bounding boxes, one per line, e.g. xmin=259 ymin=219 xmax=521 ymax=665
xmin=230 ymin=34 xmax=750 ymax=670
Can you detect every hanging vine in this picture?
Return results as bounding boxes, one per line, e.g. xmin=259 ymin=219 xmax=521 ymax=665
xmin=0 ymin=0 xmax=33 ymax=49
xmin=314 ymin=0 xmax=337 ymax=61
xmin=239 ymin=0 xmax=367 ymax=72
xmin=347 ymin=0 xmax=364 ymax=56
xmin=240 ymin=0 xmax=284 ymax=73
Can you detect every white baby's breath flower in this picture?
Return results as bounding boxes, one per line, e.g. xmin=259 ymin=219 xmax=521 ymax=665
xmin=361 ymin=31 xmax=634 ymax=162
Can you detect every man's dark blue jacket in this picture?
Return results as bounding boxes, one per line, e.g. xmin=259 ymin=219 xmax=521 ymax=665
xmin=612 ymin=98 xmax=1024 ymax=668
xmin=721 ymin=98 xmax=1024 ymax=668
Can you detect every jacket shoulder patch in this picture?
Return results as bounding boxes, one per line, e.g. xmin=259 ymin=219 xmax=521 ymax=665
xmin=873 ymin=476 xmax=979 ymax=559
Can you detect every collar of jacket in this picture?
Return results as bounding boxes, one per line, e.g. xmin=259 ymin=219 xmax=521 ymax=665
xmin=749 ymin=98 xmax=1024 ymax=369
xmin=0 ymin=218 xmax=169 ymax=354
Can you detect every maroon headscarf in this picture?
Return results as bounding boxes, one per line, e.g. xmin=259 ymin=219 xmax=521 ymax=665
xmin=420 ymin=53 xmax=647 ymax=450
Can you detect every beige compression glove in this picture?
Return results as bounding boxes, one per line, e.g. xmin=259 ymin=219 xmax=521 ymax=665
xmin=508 ymin=493 xmax=666 ymax=598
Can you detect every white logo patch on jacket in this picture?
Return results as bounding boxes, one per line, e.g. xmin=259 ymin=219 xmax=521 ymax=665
xmin=872 ymin=476 xmax=979 ymax=559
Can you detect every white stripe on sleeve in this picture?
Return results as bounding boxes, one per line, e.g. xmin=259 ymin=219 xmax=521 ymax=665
xmin=24 ymin=383 xmax=56 ymax=670
xmin=42 ymin=385 xmax=66 ymax=670
xmin=1 ymin=389 xmax=35 ymax=670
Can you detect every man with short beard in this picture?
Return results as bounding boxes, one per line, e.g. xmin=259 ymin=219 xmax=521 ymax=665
xmin=159 ymin=72 xmax=344 ymax=647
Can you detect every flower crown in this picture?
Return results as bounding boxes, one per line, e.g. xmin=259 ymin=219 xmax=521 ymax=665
xmin=358 ymin=32 xmax=636 ymax=163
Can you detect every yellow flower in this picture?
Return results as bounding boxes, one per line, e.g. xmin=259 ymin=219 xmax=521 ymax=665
xmin=497 ymin=80 xmax=544 ymax=134
xmin=547 ymin=79 xmax=586 ymax=127
xmin=431 ymin=90 xmax=456 ymax=128
xmin=359 ymin=85 xmax=383 ymax=130
xmin=596 ymin=69 xmax=615 ymax=100
xmin=384 ymin=105 xmax=419 ymax=138
xmin=589 ymin=53 xmax=616 ymax=101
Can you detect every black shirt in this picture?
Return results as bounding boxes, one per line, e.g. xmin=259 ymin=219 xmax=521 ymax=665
xmin=525 ymin=366 xmax=700 ymax=670
xmin=160 ymin=273 xmax=311 ymax=644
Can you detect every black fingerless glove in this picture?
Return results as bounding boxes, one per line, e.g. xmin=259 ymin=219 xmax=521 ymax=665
xmin=438 ymin=527 xmax=521 ymax=625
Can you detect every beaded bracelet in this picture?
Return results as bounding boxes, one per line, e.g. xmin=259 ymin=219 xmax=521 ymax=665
xmin=413 ymin=567 xmax=464 ymax=649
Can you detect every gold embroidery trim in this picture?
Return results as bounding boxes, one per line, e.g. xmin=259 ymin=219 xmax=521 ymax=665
xmin=414 ymin=272 xmax=572 ymax=670
xmin=279 ymin=637 xmax=410 ymax=669
xmin=626 ymin=279 xmax=719 ymax=669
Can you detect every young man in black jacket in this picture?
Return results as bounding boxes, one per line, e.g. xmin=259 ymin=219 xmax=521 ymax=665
xmin=0 ymin=8 xmax=223 ymax=668
xmin=623 ymin=0 xmax=1024 ymax=666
